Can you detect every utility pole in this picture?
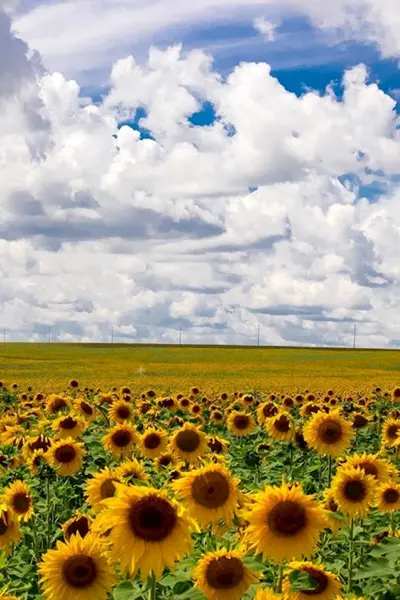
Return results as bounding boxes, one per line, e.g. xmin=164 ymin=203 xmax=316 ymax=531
xmin=3 ymin=328 xmax=5 ymax=344
xmin=179 ymin=326 xmax=182 ymax=345
xmin=48 ymin=326 xmax=51 ymax=343
xmin=257 ymin=324 xmax=260 ymax=347
xmin=111 ymin=326 xmax=114 ymax=344
xmin=353 ymin=324 xmax=356 ymax=349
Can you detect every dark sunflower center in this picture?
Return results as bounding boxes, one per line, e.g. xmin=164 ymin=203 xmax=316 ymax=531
xmin=29 ymin=436 xmax=51 ymax=452
xmin=301 ymin=567 xmax=329 ymax=595
xmin=306 ymin=405 xmax=319 ymax=414
xmin=394 ymin=389 xmax=400 ymax=398
xmin=267 ymin=500 xmax=307 ymax=536
xmin=140 ymin=402 xmax=152 ymax=414
xmin=181 ymin=399 xmax=189 ymax=407
xmin=383 ymin=488 xmax=400 ymax=504
xmin=159 ymin=456 xmax=173 ymax=467
xmin=353 ymin=415 xmax=368 ymax=428
xmin=205 ymin=556 xmax=244 ymax=590
xmin=13 ymin=493 xmax=30 ymax=513
xmin=81 ymin=402 xmax=93 ymax=416
xmin=55 ymin=445 xmax=76 ymax=464
xmin=100 ymin=479 xmax=117 ymax=499
xmin=233 ymin=415 xmax=250 ymax=430
xmin=191 ymin=471 xmax=230 ymax=509
xmin=144 ymin=433 xmax=161 ymax=449
xmin=66 ymin=516 xmax=90 ymax=539
xmin=358 ymin=461 xmax=378 ymax=478
xmin=111 ymin=430 xmax=132 ymax=448
xmin=0 ymin=516 xmax=8 ymax=535
xmin=344 ymin=480 xmax=366 ymax=502
xmin=328 ymin=497 xmax=338 ymax=512
xmin=62 ymin=555 xmax=97 ymax=588
xmin=318 ymin=420 xmax=342 ymax=444
xmin=213 ymin=411 xmax=223 ymax=420
xmin=117 ymin=406 xmax=131 ymax=419
xmin=208 ymin=438 xmax=223 ymax=453
xmin=129 ymin=495 xmax=177 ymax=542
xmin=60 ymin=416 xmax=78 ymax=430
xmin=387 ymin=425 xmax=399 ymax=439
xmin=274 ymin=415 xmax=290 ymax=433
xmin=176 ymin=430 xmax=200 ymax=452
xmin=52 ymin=399 xmax=67 ymax=413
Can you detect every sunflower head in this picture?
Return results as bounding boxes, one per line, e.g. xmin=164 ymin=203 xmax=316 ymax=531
xmin=139 ymin=428 xmax=168 ymax=458
xmin=103 ymin=423 xmax=137 ymax=458
xmin=344 ymin=453 xmax=390 ymax=483
xmin=303 ymin=410 xmax=353 ymax=457
xmin=96 ymin=486 xmax=194 ymax=579
xmin=46 ymin=395 xmax=69 ymax=415
xmin=170 ymin=423 xmax=208 ymax=463
xmin=155 ymin=452 xmax=180 ymax=470
xmin=193 ymin=549 xmax=258 ymax=600
xmin=242 ymin=481 xmax=327 ymax=562
xmin=52 ymin=415 xmax=86 ymax=439
xmin=115 ymin=459 xmax=149 ymax=483
xmin=376 ymin=482 xmax=400 ymax=513
xmin=0 ymin=505 xmax=21 ymax=554
xmin=47 ymin=438 xmax=86 ymax=477
xmin=266 ymin=412 xmax=294 ymax=441
xmin=2 ymin=480 xmax=33 ymax=522
xmin=227 ymin=411 xmax=256 ymax=437
xmin=85 ymin=467 xmax=122 ymax=512
xmin=108 ymin=400 xmax=134 ymax=423
xmin=38 ymin=533 xmax=116 ymax=600
xmin=331 ymin=466 xmax=376 ymax=518
xmin=283 ymin=561 xmax=341 ymax=600
xmin=207 ymin=436 xmax=229 ymax=455
xmin=62 ymin=512 xmax=93 ymax=541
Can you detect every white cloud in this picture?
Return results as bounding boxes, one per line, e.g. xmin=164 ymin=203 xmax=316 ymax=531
xmin=9 ymin=0 xmax=400 ymax=84
xmin=253 ymin=16 xmax=277 ymax=42
xmin=1 ymin=8 xmax=400 ymax=347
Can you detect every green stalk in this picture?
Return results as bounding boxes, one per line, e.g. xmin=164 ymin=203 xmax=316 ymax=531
xmin=148 ymin=571 xmax=157 ymax=600
xmin=274 ymin=563 xmax=284 ymax=593
xmin=31 ymin=515 xmax=39 ymax=560
xmin=327 ymin=455 xmax=333 ymax=487
xmin=45 ymin=477 xmax=51 ymax=550
xmin=348 ymin=518 xmax=355 ymax=593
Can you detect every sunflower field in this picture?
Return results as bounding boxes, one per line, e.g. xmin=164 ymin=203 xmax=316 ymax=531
xmin=0 ymin=380 xmax=400 ymax=600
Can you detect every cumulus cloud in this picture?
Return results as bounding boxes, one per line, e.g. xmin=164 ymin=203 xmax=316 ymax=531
xmin=253 ymin=17 xmax=277 ymax=42
xmin=1 ymin=8 xmax=400 ymax=347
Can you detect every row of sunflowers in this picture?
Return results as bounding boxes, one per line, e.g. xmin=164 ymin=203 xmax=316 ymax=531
xmin=0 ymin=379 xmax=400 ymax=599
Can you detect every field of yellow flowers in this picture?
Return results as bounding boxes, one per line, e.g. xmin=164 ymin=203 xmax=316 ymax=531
xmin=0 ymin=372 xmax=400 ymax=599
xmin=1 ymin=343 xmax=400 ymax=393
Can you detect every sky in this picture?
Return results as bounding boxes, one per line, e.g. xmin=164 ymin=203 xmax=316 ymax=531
xmin=1 ymin=0 xmax=400 ymax=347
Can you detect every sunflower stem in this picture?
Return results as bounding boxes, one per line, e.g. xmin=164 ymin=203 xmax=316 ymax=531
xmin=327 ymin=455 xmax=333 ymax=487
xmin=148 ymin=571 xmax=157 ymax=600
xmin=274 ymin=563 xmax=284 ymax=593
xmin=390 ymin=512 xmax=396 ymax=537
xmin=31 ymin=515 xmax=39 ymax=560
xmin=45 ymin=477 xmax=51 ymax=550
xmin=348 ymin=518 xmax=355 ymax=593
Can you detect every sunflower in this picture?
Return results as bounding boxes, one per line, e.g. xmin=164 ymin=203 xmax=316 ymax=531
xmin=47 ymin=438 xmax=85 ymax=476
xmin=0 ymin=505 xmax=21 ymax=554
xmin=282 ymin=561 xmax=341 ymax=600
xmin=256 ymin=402 xmax=279 ymax=424
xmin=376 ymin=482 xmax=400 ymax=513
xmin=62 ymin=512 xmax=93 ymax=541
xmin=242 ymin=481 xmax=327 ymax=562
xmin=52 ymin=415 xmax=86 ymax=439
xmin=74 ymin=398 xmax=96 ymax=422
xmin=95 ymin=485 xmax=194 ymax=579
xmin=382 ymin=418 xmax=400 ymax=448
xmin=173 ymin=463 xmax=239 ymax=527
xmin=103 ymin=423 xmax=137 ymax=458
xmin=179 ymin=398 xmax=191 ymax=411
xmin=23 ymin=433 xmax=52 ymax=459
xmin=27 ymin=449 xmax=48 ymax=475
xmin=38 ymin=533 xmax=116 ymax=600
xmin=0 ymin=593 xmax=21 ymax=600
xmin=207 ymin=436 xmax=229 ymax=455
xmin=170 ymin=423 xmax=208 ymax=463
xmin=210 ymin=410 xmax=224 ymax=424
xmin=300 ymin=403 xmax=320 ymax=417
xmin=331 ymin=466 xmax=376 ymax=518
xmin=68 ymin=379 xmax=79 ymax=389
xmin=137 ymin=401 xmax=153 ymax=416
xmin=45 ymin=394 xmax=69 ymax=415
xmin=84 ymin=468 xmax=122 ymax=512
xmin=2 ymin=481 xmax=33 ymax=522
xmin=155 ymin=452 xmax=181 ymax=470
xmin=227 ymin=411 xmax=256 ymax=437
xmin=344 ymin=453 xmax=390 ymax=483
xmin=139 ymin=428 xmax=168 ymax=459
xmin=265 ymin=412 xmax=294 ymax=442
xmin=115 ymin=459 xmax=149 ymax=483
xmin=193 ymin=549 xmax=258 ymax=600
xmin=303 ymin=410 xmax=353 ymax=457
xmin=108 ymin=400 xmax=134 ymax=423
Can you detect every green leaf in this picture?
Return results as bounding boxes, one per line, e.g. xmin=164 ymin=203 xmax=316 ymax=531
xmin=353 ymin=558 xmax=394 ymax=580
xmin=113 ymin=581 xmax=143 ymax=600
xmin=289 ymin=570 xmax=318 ymax=591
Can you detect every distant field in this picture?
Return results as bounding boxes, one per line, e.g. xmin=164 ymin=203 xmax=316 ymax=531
xmin=0 ymin=343 xmax=399 ymax=394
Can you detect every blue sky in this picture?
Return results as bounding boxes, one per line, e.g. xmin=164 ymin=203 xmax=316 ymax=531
xmin=3 ymin=2 xmax=400 ymax=347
